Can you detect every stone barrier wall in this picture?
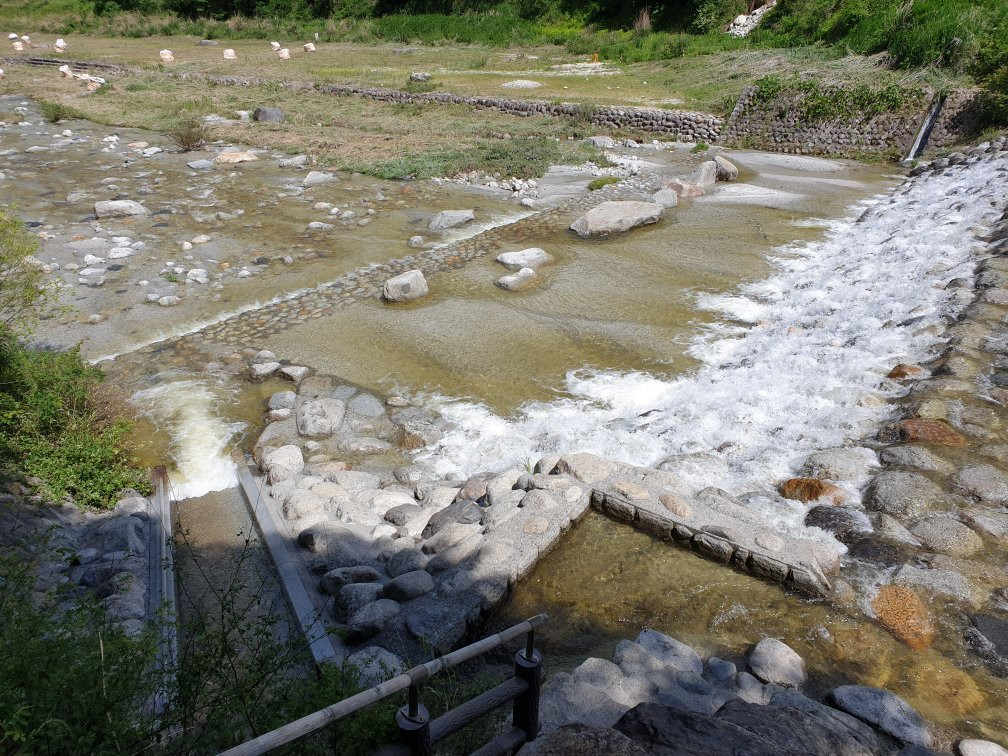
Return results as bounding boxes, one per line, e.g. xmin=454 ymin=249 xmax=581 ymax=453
xmin=719 ymin=84 xmax=931 ymax=157
xmin=2 ymin=56 xmax=723 ymax=142
xmin=928 ymin=87 xmax=987 ymax=149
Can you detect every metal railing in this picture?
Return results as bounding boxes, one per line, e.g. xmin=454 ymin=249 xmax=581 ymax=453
xmin=220 ymin=613 xmax=548 ymax=756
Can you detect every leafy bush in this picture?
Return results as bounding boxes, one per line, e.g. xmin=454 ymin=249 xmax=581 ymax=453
xmin=39 ymin=101 xmax=86 ymax=123
xmin=0 ymin=548 xmax=160 ymax=752
xmin=751 ymin=75 xmax=923 ymax=123
xmin=168 ymin=118 xmax=209 ymax=151
xmin=0 ymin=335 xmax=150 ymax=509
xmin=0 ymin=213 xmax=61 ymax=335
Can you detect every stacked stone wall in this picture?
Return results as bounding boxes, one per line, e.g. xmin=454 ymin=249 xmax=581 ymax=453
xmin=719 ymin=84 xmax=930 ymax=157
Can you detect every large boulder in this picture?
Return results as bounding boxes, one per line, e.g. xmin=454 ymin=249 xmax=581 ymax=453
xmin=497 ymin=247 xmax=552 ymax=270
xmin=346 ymin=599 xmax=401 ymax=642
xmin=517 ymin=724 xmax=648 ymax=755
xmin=296 ymin=398 xmax=345 ymax=438
xmin=747 ymin=637 xmax=806 ymax=687
xmin=554 ymin=453 xmax=615 ymax=484
xmin=252 ymin=106 xmax=284 ymax=123
xmin=302 ymin=170 xmax=335 ymax=187
xmin=429 ymin=209 xmax=475 ymax=230
xmin=614 ymin=699 xmax=895 ymax=755
xmin=383 ymin=569 xmax=434 ymax=601
xmin=864 ymin=472 xmax=944 ymax=518
xmin=871 ymin=585 xmax=935 ymax=650
xmin=825 ymin=685 xmax=932 ymax=747
xmin=94 ymin=200 xmax=149 ymax=218
xmin=667 ymin=178 xmax=705 ymax=198
xmin=496 ymin=267 xmax=536 ymax=292
xmin=651 ymin=189 xmax=679 ymax=207
xmin=383 ymin=269 xmax=428 ymax=302
xmin=569 ymin=201 xmax=663 ymax=238
xmin=953 ymin=464 xmax=1008 ymax=504
xmin=691 ymin=160 xmax=718 ymax=188
xmin=801 ymin=447 xmax=877 ymax=481
xmin=713 ymin=156 xmax=738 ymax=181
xmin=908 ymin=515 xmax=983 ymax=556
xmin=261 ymin=445 xmax=304 ymax=483
xmin=346 ymin=646 xmax=404 ymax=687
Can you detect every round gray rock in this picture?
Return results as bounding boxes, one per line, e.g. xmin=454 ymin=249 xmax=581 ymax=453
xmin=347 ymin=599 xmax=401 ymax=641
xmin=747 ymin=637 xmax=806 ymax=687
xmin=383 ymin=569 xmax=434 ymax=601
xmin=826 ymin=685 xmax=931 ymax=747
xmin=864 ymin=471 xmax=945 ymax=517
xmin=953 ymin=464 xmax=1008 ymax=505
xmin=909 ymin=515 xmax=984 ymax=556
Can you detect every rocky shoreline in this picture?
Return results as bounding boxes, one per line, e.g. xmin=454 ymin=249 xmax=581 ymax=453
xmin=527 ymin=630 xmax=1003 ymax=755
xmin=230 ymin=136 xmax=1008 ymax=749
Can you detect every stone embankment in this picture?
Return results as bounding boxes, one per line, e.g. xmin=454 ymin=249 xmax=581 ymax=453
xmin=2 ymin=56 xmax=723 ymax=142
xmin=0 ymin=485 xmax=164 ymax=636
xmin=239 ymin=343 xmax=842 ymax=668
xmin=527 ymin=631 xmax=1003 ymax=756
xmin=823 ymin=137 xmax=1008 ymax=676
xmin=720 ymin=84 xmax=984 ymax=158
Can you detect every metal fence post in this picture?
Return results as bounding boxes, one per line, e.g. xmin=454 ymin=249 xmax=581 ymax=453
xmin=396 ymin=682 xmax=431 ymax=756
xmin=512 ymin=629 xmax=542 ymax=744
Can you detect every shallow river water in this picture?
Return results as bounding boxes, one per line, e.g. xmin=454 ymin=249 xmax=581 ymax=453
xmin=3 ymin=95 xmax=1006 ymax=744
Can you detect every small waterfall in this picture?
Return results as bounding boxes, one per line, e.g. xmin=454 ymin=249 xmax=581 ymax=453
xmin=904 ymin=94 xmax=946 ymax=162
xmin=131 ymin=379 xmax=245 ymax=500
xmin=420 ymin=154 xmax=1007 ymax=534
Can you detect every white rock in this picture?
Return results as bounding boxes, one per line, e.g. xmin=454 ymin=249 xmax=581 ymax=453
xmin=496 ymin=247 xmax=552 ymax=270
xmin=223 ymin=48 xmax=236 ymax=60
xmin=495 ymin=267 xmax=536 ymax=292
xmin=383 ymin=269 xmax=428 ymax=302
xmin=303 ymin=170 xmax=335 ymax=187
xmin=569 ymin=201 xmax=663 ymax=238
xmin=652 ymin=189 xmax=679 ymax=208
xmin=159 ymin=49 xmax=175 ymax=63
xmin=94 ymin=200 xmax=149 ymax=218
xmin=429 ymin=209 xmax=475 ymax=231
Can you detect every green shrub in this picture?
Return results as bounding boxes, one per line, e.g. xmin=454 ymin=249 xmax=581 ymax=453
xmin=690 ymin=140 xmax=709 ymax=152
xmin=39 ymin=101 xmax=85 ymax=123
xmin=0 ymin=547 xmax=160 ymax=752
xmin=0 ymin=335 xmax=150 ymax=509
xmin=167 ymin=118 xmax=209 ymax=151
xmin=588 ymin=176 xmax=619 ymax=190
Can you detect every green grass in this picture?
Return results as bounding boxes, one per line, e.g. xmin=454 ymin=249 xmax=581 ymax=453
xmin=587 ymin=176 xmax=619 ymax=190
xmin=39 ymin=100 xmax=86 ymax=122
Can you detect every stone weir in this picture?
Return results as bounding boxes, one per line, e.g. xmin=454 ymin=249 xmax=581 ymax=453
xmin=2 ymin=56 xmax=724 ymax=142
xmin=233 ymin=357 xmax=841 ymax=669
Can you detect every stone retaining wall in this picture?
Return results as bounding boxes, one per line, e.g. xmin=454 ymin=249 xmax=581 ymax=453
xmin=719 ymin=84 xmax=931 ymax=157
xmin=3 ymin=56 xmax=723 ymax=142
xmin=928 ymin=88 xmax=987 ymax=149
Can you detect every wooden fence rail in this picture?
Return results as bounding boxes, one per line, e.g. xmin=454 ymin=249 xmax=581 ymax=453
xmin=220 ymin=613 xmax=547 ymax=756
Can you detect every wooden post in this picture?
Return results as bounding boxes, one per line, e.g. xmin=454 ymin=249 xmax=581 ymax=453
xmin=396 ymin=683 xmax=431 ymax=756
xmin=512 ymin=630 xmax=542 ymax=744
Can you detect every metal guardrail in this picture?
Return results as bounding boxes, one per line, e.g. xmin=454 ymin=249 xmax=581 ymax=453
xmin=220 ymin=613 xmax=547 ymax=756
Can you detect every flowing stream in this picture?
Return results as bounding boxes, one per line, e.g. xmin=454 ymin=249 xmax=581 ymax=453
xmin=4 ymin=96 xmax=1006 ymax=743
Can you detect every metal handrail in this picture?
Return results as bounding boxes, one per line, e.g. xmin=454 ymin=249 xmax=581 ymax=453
xmin=220 ymin=613 xmax=547 ymax=756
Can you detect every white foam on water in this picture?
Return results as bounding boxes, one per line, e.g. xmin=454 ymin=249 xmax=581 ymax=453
xmin=419 ymin=157 xmax=1007 ymax=531
xmin=131 ymin=379 xmax=245 ymax=500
